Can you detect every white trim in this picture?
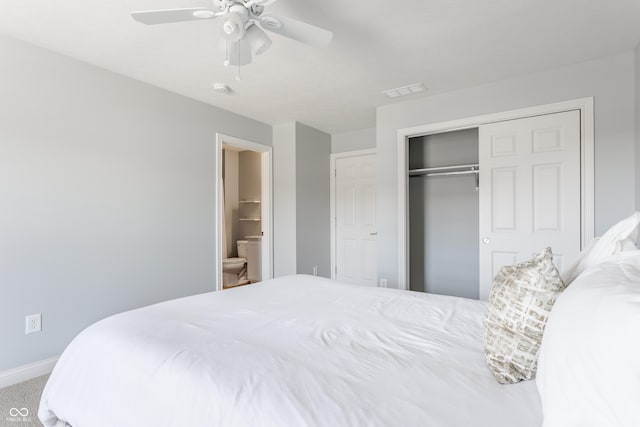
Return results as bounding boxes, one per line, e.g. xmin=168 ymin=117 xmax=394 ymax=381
xmin=0 ymin=356 xmax=58 ymax=389
xmin=260 ymin=151 xmax=273 ymax=283
xmin=330 ymin=149 xmax=377 ymax=280
xmin=397 ymin=97 xmax=595 ymax=290
xmin=215 ymin=133 xmax=273 ymax=292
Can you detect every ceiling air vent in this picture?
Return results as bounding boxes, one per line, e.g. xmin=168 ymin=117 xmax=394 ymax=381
xmin=382 ymin=83 xmax=427 ymax=99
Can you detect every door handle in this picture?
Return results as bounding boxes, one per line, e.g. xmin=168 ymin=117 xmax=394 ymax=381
xmin=369 ymin=232 xmax=377 ymax=236
xmin=482 ymin=237 xmax=490 ymax=244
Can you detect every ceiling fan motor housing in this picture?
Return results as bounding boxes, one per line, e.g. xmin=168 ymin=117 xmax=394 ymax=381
xmin=229 ymin=4 xmax=250 ymax=21
xmin=212 ymin=0 xmax=234 ymax=12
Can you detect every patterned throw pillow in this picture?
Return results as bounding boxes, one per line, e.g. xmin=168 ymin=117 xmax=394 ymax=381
xmin=483 ymin=247 xmax=567 ymax=384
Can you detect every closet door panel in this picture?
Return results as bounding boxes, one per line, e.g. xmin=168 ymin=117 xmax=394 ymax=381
xmin=491 ymin=167 xmax=518 ymax=232
xmin=532 ymin=163 xmax=562 ymax=231
xmin=490 ymin=134 xmax=517 ymax=157
xmin=479 ymin=110 xmax=581 ymax=300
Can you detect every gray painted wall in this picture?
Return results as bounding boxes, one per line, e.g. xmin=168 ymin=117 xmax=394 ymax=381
xmin=409 ymin=129 xmax=479 ymax=299
xmin=331 ymin=127 xmax=376 ymax=153
xmin=377 ymin=52 xmax=636 ymax=288
xmin=272 ymin=122 xmax=331 ymax=278
xmin=296 ymin=123 xmax=331 ymax=277
xmin=636 ymin=44 xmax=640 ymax=211
xmin=272 ymin=122 xmax=297 ymax=277
xmin=0 ymin=35 xmax=271 ymax=371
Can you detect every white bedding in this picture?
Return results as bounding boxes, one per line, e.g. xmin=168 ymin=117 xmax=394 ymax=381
xmin=39 ymin=275 xmax=541 ymax=427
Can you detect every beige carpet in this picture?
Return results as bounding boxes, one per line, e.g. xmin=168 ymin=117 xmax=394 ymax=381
xmin=0 ymin=375 xmax=49 ymax=427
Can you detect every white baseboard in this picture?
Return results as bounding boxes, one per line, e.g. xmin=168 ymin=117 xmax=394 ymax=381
xmin=0 ymin=356 xmax=59 ymax=389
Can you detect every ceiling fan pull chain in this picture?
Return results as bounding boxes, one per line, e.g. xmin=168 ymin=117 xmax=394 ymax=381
xmin=236 ymin=42 xmax=242 ymax=81
xmin=224 ymin=40 xmax=230 ymax=67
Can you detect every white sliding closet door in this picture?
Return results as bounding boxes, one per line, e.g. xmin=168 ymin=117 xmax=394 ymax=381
xmin=334 ymin=154 xmax=377 ymax=286
xmin=479 ymin=110 xmax=581 ymax=300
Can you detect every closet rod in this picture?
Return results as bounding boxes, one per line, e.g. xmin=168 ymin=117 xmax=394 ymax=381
xmin=409 ymin=166 xmax=480 ymax=191
xmin=408 ymin=163 xmax=479 ymax=177
xmin=411 ymin=169 xmax=479 ymax=177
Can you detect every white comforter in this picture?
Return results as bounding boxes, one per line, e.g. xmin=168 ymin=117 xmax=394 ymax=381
xmin=39 ymin=275 xmax=541 ymax=427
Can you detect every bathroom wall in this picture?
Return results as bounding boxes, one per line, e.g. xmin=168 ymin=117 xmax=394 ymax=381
xmin=238 ymin=151 xmax=262 ymax=240
xmin=239 ymin=151 xmax=262 ymax=201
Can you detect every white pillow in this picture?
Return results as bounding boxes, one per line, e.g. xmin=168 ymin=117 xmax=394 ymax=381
xmin=562 ymin=212 xmax=640 ymax=284
xmin=537 ymin=253 xmax=640 ymax=427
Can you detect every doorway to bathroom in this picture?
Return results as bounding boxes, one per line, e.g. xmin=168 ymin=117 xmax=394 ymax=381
xmin=215 ymin=133 xmax=272 ymax=291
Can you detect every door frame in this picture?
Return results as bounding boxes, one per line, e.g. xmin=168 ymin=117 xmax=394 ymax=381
xmin=215 ymin=133 xmax=273 ymax=291
xmin=396 ymin=97 xmax=595 ymax=291
xmin=330 ymin=148 xmax=377 ymax=280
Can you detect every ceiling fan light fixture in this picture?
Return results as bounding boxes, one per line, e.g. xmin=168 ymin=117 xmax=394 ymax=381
xmin=226 ymin=39 xmax=253 ymax=67
xmin=220 ymin=12 xmax=245 ymax=42
xmin=245 ymin=24 xmax=272 ymax=56
xmin=130 ymin=2 xmax=334 ymax=80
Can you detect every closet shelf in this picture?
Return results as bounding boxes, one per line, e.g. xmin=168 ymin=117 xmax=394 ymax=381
xmin=239 ymin=200 xmax=261 ymax=204
xmin=239 ymin=218 xmax=262 ymax=222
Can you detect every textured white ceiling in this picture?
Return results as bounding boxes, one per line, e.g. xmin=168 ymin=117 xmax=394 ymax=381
xmin=1 ymin=1 xmax=639 ymax=133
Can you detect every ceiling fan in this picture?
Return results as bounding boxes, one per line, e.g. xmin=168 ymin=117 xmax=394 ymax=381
xmin=131 ymin=0 xmax=333 ymax=76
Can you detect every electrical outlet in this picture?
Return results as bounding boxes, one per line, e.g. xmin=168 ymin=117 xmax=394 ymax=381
xmin=25 ymin=314 xmax=41 ymax=334
xmin=379 ymin=278 xmax=388 ymax=288
xmin=312 ymin=266 xmax=318 ymax=276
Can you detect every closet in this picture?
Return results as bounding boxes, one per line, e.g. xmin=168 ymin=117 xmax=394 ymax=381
xmin=409 ymin=129 xmax=480 ymax=299
xmin=407 ymin=110 xmax=582 ymax=300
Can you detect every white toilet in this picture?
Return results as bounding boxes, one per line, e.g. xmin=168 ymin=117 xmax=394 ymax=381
xmin=222 ymin=240 xmax=248 ymax=287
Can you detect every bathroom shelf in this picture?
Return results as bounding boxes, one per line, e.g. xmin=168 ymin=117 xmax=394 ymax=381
xmin=239 ymin=218 xmax=261 ymax=221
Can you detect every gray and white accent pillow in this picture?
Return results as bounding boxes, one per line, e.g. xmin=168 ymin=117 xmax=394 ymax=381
xmin=483 ymin=247 xmax=567 ymax=384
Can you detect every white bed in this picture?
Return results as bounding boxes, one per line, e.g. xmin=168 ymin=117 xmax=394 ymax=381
xmin=39 ymin=275 xmax=541 ymax=427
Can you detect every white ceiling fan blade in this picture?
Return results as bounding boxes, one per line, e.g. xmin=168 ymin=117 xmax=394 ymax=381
xmin=259 ymin=15 xmax=332 ymax=48
xmin=131 ymin=8 xmax=218 ymax=25
xmin=244 ymin=0 xmax=279 ymax=7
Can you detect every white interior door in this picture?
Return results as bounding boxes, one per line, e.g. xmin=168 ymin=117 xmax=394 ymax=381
xmin=334 ymin=153 xmax=377 ymax=286
xmin=479 ymin=110 xmax=581 ymax=299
